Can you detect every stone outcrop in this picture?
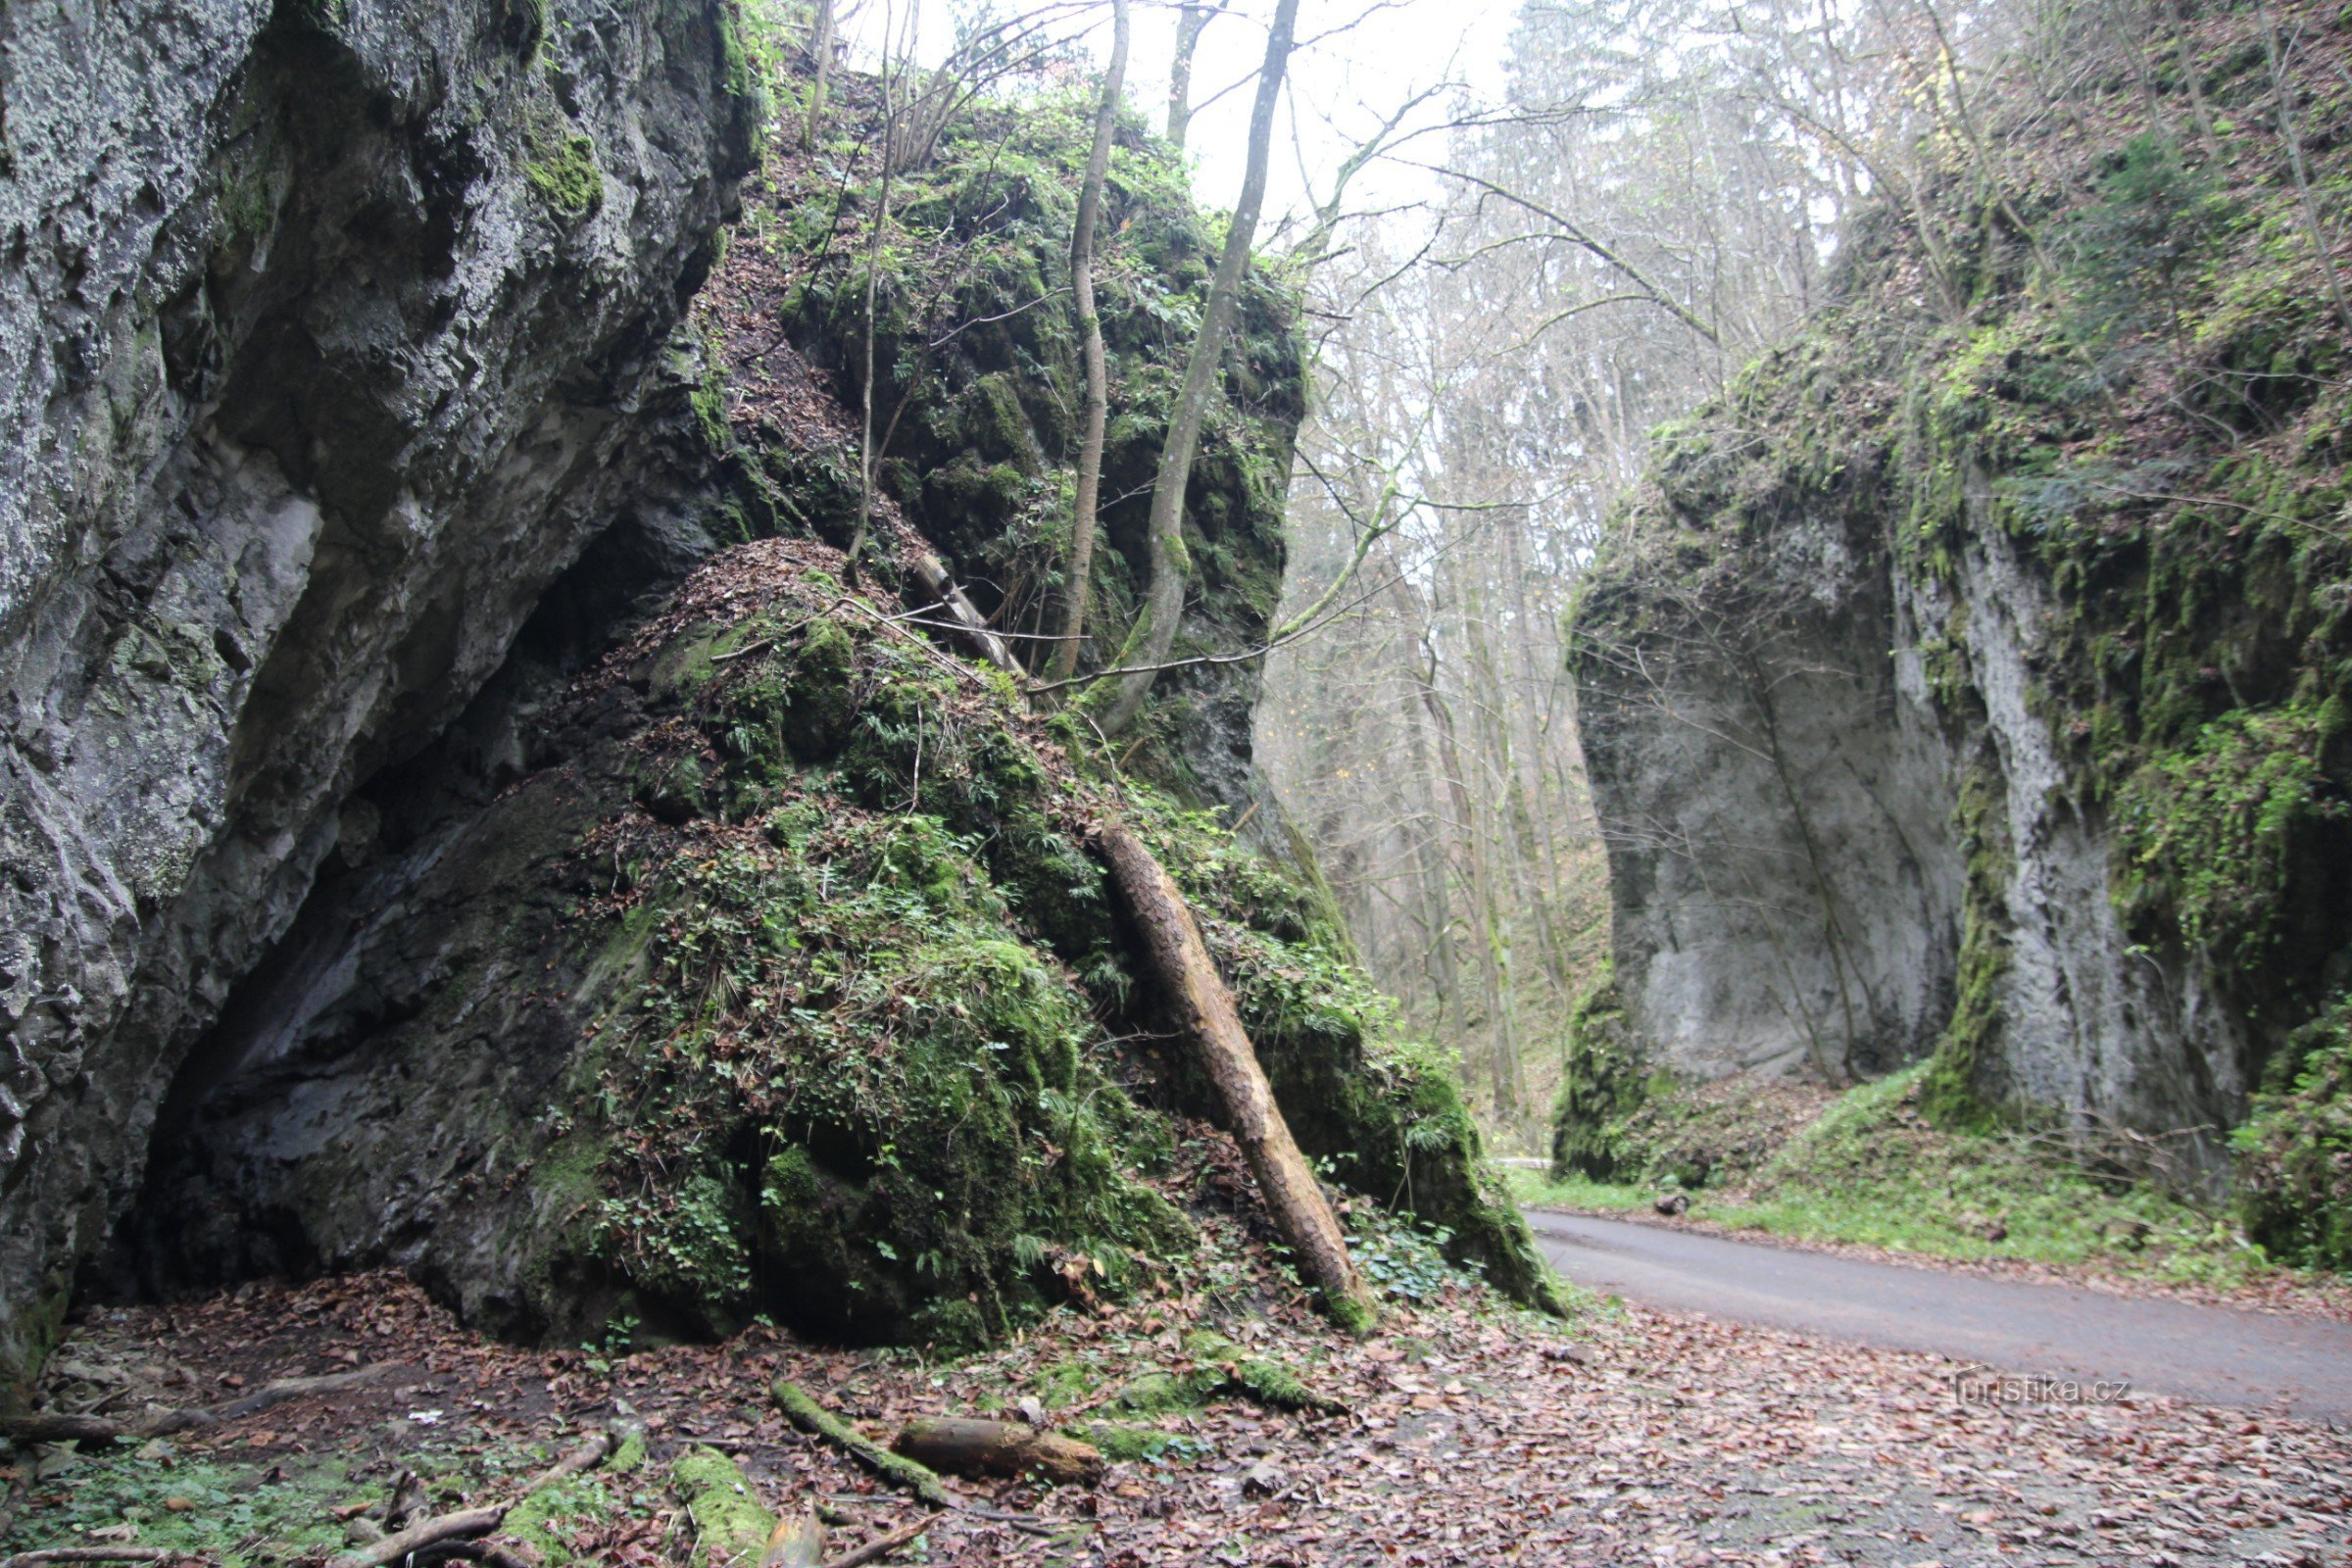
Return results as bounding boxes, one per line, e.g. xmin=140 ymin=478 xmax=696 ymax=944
xmin=1569 ymin=5 xmax=2352 ymax=1168
xmin=0 ymin=0 xmax=756 ymax=1396
xmin=0 ymin=20 xmax=1552 ymax=1395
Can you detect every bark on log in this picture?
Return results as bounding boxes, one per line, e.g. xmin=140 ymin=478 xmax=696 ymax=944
xmin=0 ymin=1551 xmax=182 ymax=1567
xmin=772 ymin=1382 xmax=956 ymax=1510
xmin=1 ymin=1365 xmax=394 ymax=1447
xmin=761 ymin=1509 xmax=825 ymax=1567
xmin=904 ymin=550 xmax=1016 ymax=675
xmin=890 ymin=1419 xmax=1103 ymax=1489
xmin=1096 ymin=819 xmax=1378 ymax=1333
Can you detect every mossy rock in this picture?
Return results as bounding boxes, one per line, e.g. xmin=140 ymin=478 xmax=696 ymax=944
xmin=2235 ymin=996 xmax=2352 ymax=1268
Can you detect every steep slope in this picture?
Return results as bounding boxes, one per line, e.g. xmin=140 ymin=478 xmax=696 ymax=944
xmin=1567 ymin=0 xmax=2352 ymax=1222
xmin=128 ymin=535 xmax=1545 ymax=1346
xmin=0 ymin=0 xmax=759 ymax=1399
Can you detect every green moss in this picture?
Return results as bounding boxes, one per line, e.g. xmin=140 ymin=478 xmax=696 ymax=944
xmin=673 ymin=1447 xmax=773 ymax=1568
xmin=1547 ymin=965 xmax=1644 ymax=1180
xmin=2113 ymin=701 xmax=2337 ymax=972
xmin=503 ymin=1474 xmax=616 ymax=1566
xmin=2234 ymin=995 xmax=2352 ymax=1267
xmin=524 ymin=98 xmax=604 ymax=221
xmin=1074 ymin=1422 xmax=1208 ymax=1464
xmin=1920 ymin=765 xmax=2015 ymax=1133
xmin=0 ymin=1446 xmax=374 ymax=1565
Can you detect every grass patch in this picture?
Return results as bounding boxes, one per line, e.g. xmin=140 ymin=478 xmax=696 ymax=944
xmin=0 ymin=1446 xmax=377 ymax=1565
xmin=1716 ymin=1068 xmax=2258 ymax=1284
xmin=1526 ymin=1066 xmax=2304 ymax=1291
xmin=1503 ymin=1166 xmax=1657 ymax=1215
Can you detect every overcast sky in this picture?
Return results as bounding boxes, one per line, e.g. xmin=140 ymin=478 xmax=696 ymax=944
xmin=838 ymin=0 xmax=1525 ymax=241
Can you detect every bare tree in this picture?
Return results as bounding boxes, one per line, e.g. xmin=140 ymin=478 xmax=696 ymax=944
xmin=1047 ymin=0 xmax=1131 ymax=684
xmin=1086 ymin=0 xmax=1302 ymax=733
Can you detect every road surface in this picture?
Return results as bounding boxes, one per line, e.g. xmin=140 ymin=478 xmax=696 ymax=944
xmin=1526 ymin=1207 xmax=2352 ymax=1422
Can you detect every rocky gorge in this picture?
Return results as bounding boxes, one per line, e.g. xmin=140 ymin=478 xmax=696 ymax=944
xmin=0 ymin=0 xmax=1542 ymax=1403
xmin=1565 ymin=0 xmax=2352 ymax=1259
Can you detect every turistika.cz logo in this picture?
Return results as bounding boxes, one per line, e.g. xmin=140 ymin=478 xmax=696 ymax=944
xmin=1950 ymin=1365 xmax=2132 ymax=1407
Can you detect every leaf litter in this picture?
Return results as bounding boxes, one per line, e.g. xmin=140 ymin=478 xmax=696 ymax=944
xmin=6 ymin=1129 xmax=2350 ymax=1566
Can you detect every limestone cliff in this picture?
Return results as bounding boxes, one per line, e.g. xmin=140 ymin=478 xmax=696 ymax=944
xmin=1568 ymin=0 xmax=2352 ymax=1200
xmin=0 ymin=24 xmax=1547 ymax=1395
xmin=0 ymin=0 xmax=758 ymax=1396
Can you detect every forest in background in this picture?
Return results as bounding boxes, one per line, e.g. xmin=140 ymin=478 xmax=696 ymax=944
xmin=1259 ymin=0 xmax=2060 ymax=1146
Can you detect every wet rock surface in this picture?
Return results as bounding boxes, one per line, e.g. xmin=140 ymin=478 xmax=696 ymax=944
xmin=0 ymin=0 xmax=756 ymax=1395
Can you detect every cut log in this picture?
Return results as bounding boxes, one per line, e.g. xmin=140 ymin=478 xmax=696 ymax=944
xmin=771 ymin=1382 xmax=956 ymax=1510
xmin=1095 ymin=818 xmax=1378 ymax=1334
xmin=761 ymin=1509 xmax=825 ymax=1568
xmin=890 ymin=1419 xmax=1103 ymax=1489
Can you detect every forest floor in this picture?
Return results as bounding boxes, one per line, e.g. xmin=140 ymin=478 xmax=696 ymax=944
xmin=7 ymin=1159 xmax=2352 ymax=1568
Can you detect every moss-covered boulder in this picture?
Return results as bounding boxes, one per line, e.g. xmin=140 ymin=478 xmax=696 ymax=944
xmin=140 ymin=541 xmax=1551 ymax=1343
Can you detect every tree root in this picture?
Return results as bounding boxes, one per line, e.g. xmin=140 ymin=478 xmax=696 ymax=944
xmin=327 ymin=1428 xmax=613 ymax=1568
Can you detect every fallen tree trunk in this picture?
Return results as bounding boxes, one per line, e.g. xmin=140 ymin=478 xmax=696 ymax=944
xmin=891 ymin=1419 xmax=1103 ymax=1489
xmin=1 ymin=1365 xmax=395 ymax=1448
xmin=772 ymin=1382 xmax=956 ymax=1510
xmin=1096 ymin=819 xmax=1378 ymax=1334
xmin=904 ymin=549 xmax=1015 ymax=675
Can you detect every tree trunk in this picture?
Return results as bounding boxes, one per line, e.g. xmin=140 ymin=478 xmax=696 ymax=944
xmin=1165 ymin=0 xmax=1219 ymax=151
xmin=1047 ymin=0 xmax=1129 ymax=683
xmin=892 ymin=1419 xmax=1104 ymax=1488
xmin=1095 ymin=819 xmax=1377 ymax=1333
xmin=803 ymin=0 xmax=835 ymax=151
xmin=1088 ymin=0 xmax=1299 ymax=733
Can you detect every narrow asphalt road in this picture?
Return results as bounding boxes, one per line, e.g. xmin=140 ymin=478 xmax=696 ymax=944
xmin=1526 ymin=1208 xmax=2352 ymax=1423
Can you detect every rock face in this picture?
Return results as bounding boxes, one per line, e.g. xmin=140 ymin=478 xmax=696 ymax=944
xmin=1569 ymin=5 xmax=2352 ymax=1165
xmin=0 ymin=0 xmax=756 ymax=1396
xmin=0 ymin=27 xmax=1552 ymax=1392
xmin=98 ymin=89 xmax=1553 ymax=1343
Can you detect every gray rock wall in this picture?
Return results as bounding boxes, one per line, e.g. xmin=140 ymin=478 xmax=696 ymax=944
xmin=0 ymin=0 xmax=753 ymax=1398
xmin=1575 ymin=427 xmax=2254 ymax=1155
xmin=1575 ymin=463 xmax=1967 ymax=1087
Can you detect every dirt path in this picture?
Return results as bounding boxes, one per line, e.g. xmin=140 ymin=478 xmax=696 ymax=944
xmin=1530 ymin=1208 xmax=2352 ymax=1422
